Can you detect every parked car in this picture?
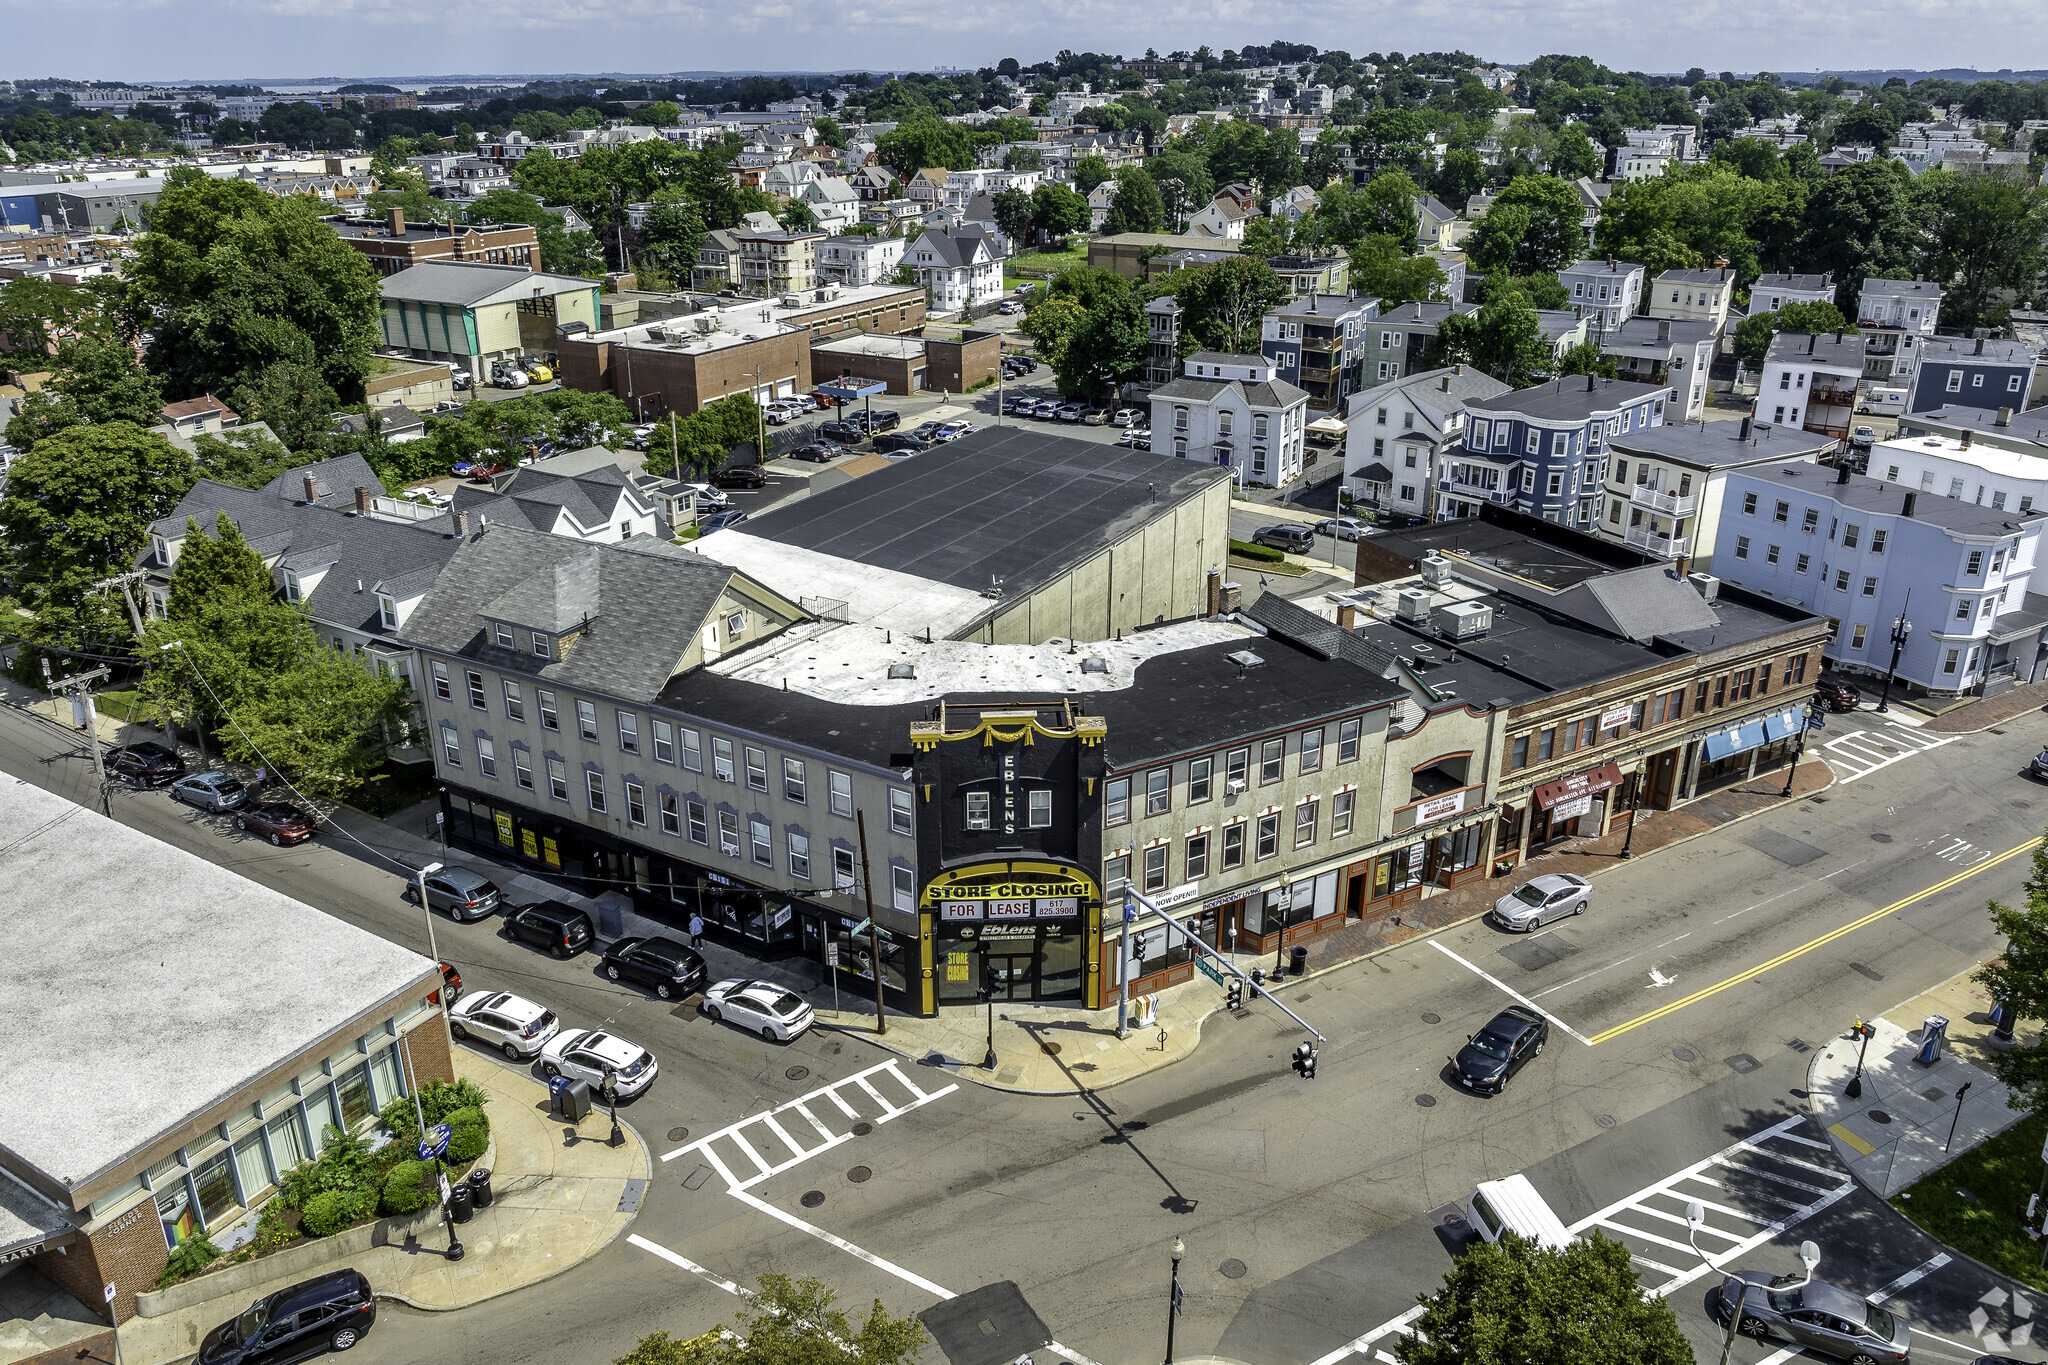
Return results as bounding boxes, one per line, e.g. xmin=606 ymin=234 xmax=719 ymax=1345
xmin=1451 ymin=1006 xmax=1550 ymax=1095
xmin=997 ymin=301 xmax=1022 ymax=315
xmin=171 ymin=771 xmax=249 ymax=813
xmin=492 ymin=365 xmax=528 ymax=390
xmin=600 ymin=935 xmax=707 ymax=1000
xmin=1002 ymin=395 xmax=1033 ymax=414
xmin=1312 ymin=517 xmax=1370 ymax=541
xmin=808 ymin=389 xmax=845 ymax=407
xmin=763 ymin=405 xmax=798 ymax=425
xmin=1850 ymin=425 xmax=1876 ymax=448
xmin=912 ymin=421 xmax=946 ymax=442
xmin=109 ymin=741 xmax=185 ymax=787
xmin=1491 ymin=873 xmax=1591 ymax=932
xmin=680 ymin=482 xmax=728 ymax=507
xmin=467 ymin=462 xmax=508 ymax=483
xmin=523 ymin=360 xmax=554 ymax=384
xmin=1110 ymin=409 xmax=1139 ymax=427
xmin=412 ymin=866 xmax=502 ymax=922
xmin=448 ymin=990 xmax=560 ymax=1060
xmin=198 ymin=1270 xmax=377 ymax=1365
xmin=1814 ymin=677 xmax=1863 ymax=712
xmin=540 ymin=1028 xmax=659 ymax=1098
xmin=1083 ymin=409 xmax=1111 ymax=426
xmin=1718 ymin=1273 xmax=1911 ymax=1365
xmin=701 ymin=978 xmax=816 ymax=1042
xmin=866 ymin=409 xmax=902 ymax=432
xmin=819 ymin=420 xmax=863 ymax=443
xmin=1057 ymin=402 xmax=1088 ymax=422
xmin=451 ymin=368 xmax=472 ymax=391
xmin=1252 ymin=524 xmax=1316 ymax=554
xmin=436 ymin=960 xmax=461 ymax=1006
xmin=790 ymin=443 xmax=838 ymax=463
xmin=937 ymin=421 xmax=979 ymax=440
xmin=698 ymin=508 xmax=749 ymax=533
xmin=711 ymin=465 xmax=768 ymax=489
xmin=233 ymin=802 xmax=315 ymax=846
xmin=1032 ymin=399 xmax=1063 ymax=419
xmin=502 ymin=900 xmax=596 ymax=958
xmin=1132 ymin=433 xmax=1152 ymax=451
xmin=2031 ymin=747 xmax=2048 ymax=782
xmin=876 ymin=433 xmax=929 ymax=454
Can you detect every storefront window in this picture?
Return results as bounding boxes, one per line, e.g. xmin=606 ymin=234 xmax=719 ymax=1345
xmin=302 ymin=1084 xmax=338 ymax=1147
xmin=267 ymin=1109 xmax=309 ymax=1175
xmin=233 ymin=1130 xmax=272 ymax=1202
xmin=370 ymin=1046 xmax=404 ymax=1107
xmin=1040 ymin=933 xmax=1084 ymax=998
xmin=191 ymin=1151 xmax=238 ymax=1230
xmin=336 ymin=1063 xmax=374 ymax=1129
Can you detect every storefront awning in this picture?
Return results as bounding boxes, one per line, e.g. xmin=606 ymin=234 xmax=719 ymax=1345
xmin=1533 ymin=761 xmax=1623 ymax=811
xmin=1761 ymin=708 xmax=1805 ymax=742
xmin=1702 ymin=720 xmax=1769 ymax=761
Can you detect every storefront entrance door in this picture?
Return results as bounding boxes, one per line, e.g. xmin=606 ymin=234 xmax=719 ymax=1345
xmin=989 ymin=954 xmax=1036 ymax=1001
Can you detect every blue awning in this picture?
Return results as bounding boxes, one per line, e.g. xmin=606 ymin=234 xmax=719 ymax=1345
xmin=1702 ymin=721 xmax=1768 ymax=761
xmin=1761 ymin=708 xmax=1804 ymax=742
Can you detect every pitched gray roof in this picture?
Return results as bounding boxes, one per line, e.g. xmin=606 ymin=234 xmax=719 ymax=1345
xmin=1467 ymin=376 xmax=1670 ymax=421
xmin=262 ymin=453 xmax=384 ymax=511
xmin=448 ymin=466 xmax=645 ymax=536
xmin=1752 ymin=273 xmax=1831 ymax=292
xmin=1559 ymin=565 xmax=1720 ymax=643
xmin=1765 ymin=331 xmax=1865 ymax=368
xmin=379 ymin=260 xmax=594 ymax=308
xmin=912 ymin=228 xmax=991 ymax=267
xmin=396 ymin=525 xmax=735 ymax=702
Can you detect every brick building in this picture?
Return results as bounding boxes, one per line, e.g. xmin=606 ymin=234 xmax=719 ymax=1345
xmin=334 ymin=208 xmax=540 ymax=277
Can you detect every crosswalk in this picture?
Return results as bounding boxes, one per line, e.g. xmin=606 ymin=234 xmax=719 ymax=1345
xmin=1817 ymin=720 xmax=1954 ymax=784
xmin=659 ymin=1058 xmax=957 ymax=1193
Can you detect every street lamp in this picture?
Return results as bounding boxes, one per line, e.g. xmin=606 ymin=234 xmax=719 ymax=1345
xmin=602 ymin=1066 xmax=623 ymax=1148
xmin=1876 ymin=603 xmax=1912 ymax=714
xmin=1780 ymin=697 xmax=1816 ymax=799
xmin=978 ymin=947 xmax=998 ymax=1071
xmin=1163 ymin=1236 xmax=1185 ymax=1365
xmin=415 ymin=861 xmax=444 ymax=972
xmin=1686 ymin=1202 xmax=1818 ymax=1365
xmin=1844 ymin=1020 xmax=1876 ymax=1100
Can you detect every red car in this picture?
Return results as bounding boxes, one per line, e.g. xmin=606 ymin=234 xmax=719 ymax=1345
xmin=233 ymin=801 xmax=316 ymax=846
xmin=468 ymin=462 xmax=508 ymax=482
xmin=434 ymin=960 xmax=462 ymax=1006
xmin=808 ymin=390 xmax=844 ymax=407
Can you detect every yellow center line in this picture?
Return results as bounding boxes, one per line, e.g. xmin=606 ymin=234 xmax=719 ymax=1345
xmin=1585 ymin=835 xmax=2041 ymax=1046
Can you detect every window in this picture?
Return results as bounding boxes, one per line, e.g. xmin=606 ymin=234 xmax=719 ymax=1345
xmin=547 ymin=758 xmax=568 ymax=800
xmin=617 ymin=712 xmax=639 ymax=754
xmin=1767 ymin=544 xmax=1780 ymax=565
xmin=1774 ymin=501 xmax=1789 ymax=523
xmin=1951 ymin=478 xmax=1967 ymax=500
xmin=513 ymin=747 xmax=533 ymax=790
xmin=1957 ymin=596 xmax=1972 ymax=620
xmin=783 ymin=757 xmax=806 ymax=803
xmin=626 ymin=780 xmax=645 ymax=826
xmin=744 ymin=746 xmax=768 ymax=791
xmin=788 ymin=832 xmax=810 ymax=880
xmin=1947 ymin=369 xmax=1963 ymax=393
xmin=1526 ymin=430 xmax=1540 ymax=456
xmin=688 ymin=800 xmax=709 ymax=845
xmin=1146 ymin=767 xmax=1171 ymax=815
xmin=1028 ymin=788 xmax=1052 ymax=828
xmin=1654 ymin=687 xmax=1684 ymax=724
xmin=1537 ymin=726 xmax=1556 ymax=761
xmin=1547 ymin=471 xmax=1563 ymax=496
xmin=832 ymin=846 xmax=856 ymax=889
xmin=1226 ymin=747 xmax=1249 ymax=790
xmin=1735 ymin=536 xmax=1750 ymax=560
xmin=502 ymin=680 xmax=524 ymax=720
xmin=717 ymin=810 xmax=740 ymax=855
xmin=532 ymin=632 xmax=549 ymax=659
xmin=2011 ymin=374 xmax=2026 ymax=393
xmin=1260 ymin=739 xmax=1284 ymax=783
xmin=1188 ymin=756 xmax=1213 ymax=803
xmin=1181 ymin=831 xmax=1210 ymax=881
xmin=585 ymin=770 xmax=607 ymax=812
xmin=1105 ymin=777 xmax=1131 ymax=825
xmin=1332 ymin=789 xmax=1356 ymax=837
xmin=1222 ymin=821 xmax=1246 ymax=869
xmin=1994 ymin=491 xmax=2008 ymax=510
xmin=891 ymin=865 xmax=916 ymax=913
xmin=1802 ymin=509 xmax=1820 ymax=533
xmin=1862 ymin=576 xmax=1878 ymax=597
xmin=1796 ymin=553 xmax=1811 ymax=575
xmin=1743 ymin=491 xmax=1757 ymax=516
xmin=829 ymin=770 xmax=853 ymax=817
xmin=726 ymin=612 xmax=746 ymax=640
xmin=1968 ymin=550 xmax=1984 ymax=576
xmin=660 ymin=792 xmax=680 ymax=835
xmin=495 ymin=622 xmax=514 ymax=649
xmin=713 ymin=737 xmax=735 ymax=782
xmin=1714 ymin=675 xmax=1729 ymax=707
xmin=889 ymin=788 xmax=913 ymax=836
xmin=440 ymin=724 xmax=460 ymax=767
xmin=1982 ymin=596 xmax=1997 ymax=619
xmin=652 ymin=720 xmax=674 ymax=764
xmin=575 ymin=700 xmax=598 ymax=742
xmin=538 ymin=689 xmax=558 ymax=730
xmin=750 ymin=817 xmax=773 ymax=867
xmin=1870 ymin=528 xmax=1887 ymax=555
xmin=1255 ymin=813 xmax=1280 ymax=860
xmin=1784 ymin=653 xmax=1808 ymax=685
xmin=1510 ymin=734 xmax=1529 ymax=769
xmin=967 ymin=791 xmax=991 ymax=829
xmin=1295 ymin=799 xmax=1318 ymax=847
xmin=1338 ymin=718 xmax=1361 ymax=762
xmin=1300 ymin=729 xmax=1323 ymax=773
xmin=465 ymin=670 xmax=486 ymax=709
xmin=1834 ymin=570 xmax=1850 ymax=592
xmin=1143 ymin=845 xmax=1168 ymax=893
xmin=1695 ymin=678 xmax=1710 ymax=713
xmin=1944 ymin=648 xmax=1960 ymax=674
xmin=1851 ymin=624 xmax=1868 ymax=650
xmin=476 ymin=736 xmax=496 ymax=777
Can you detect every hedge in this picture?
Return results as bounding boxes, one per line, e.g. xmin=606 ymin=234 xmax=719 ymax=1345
xmin=1229 ymin=538 xmax=1284 ymax=563
xmin=301 ymin=1188 xmax=374 ymax=1237
xmin=380 ymin=1159 xmax=437 ymax=1217
xmin=444 ymin=1106 xmax=490 ymax=1164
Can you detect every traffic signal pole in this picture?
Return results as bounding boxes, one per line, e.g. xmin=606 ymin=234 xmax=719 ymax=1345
xmin=1126 ymin=887 xmax=1327 ymax=1044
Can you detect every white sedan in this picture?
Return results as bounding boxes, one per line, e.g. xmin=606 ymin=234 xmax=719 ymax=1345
xmin=700 ymin=978 xmax=815 ymax=1042
xmin=539 ymin=1027 xmax=659 ymax=1097
xmin=447 ymin=990 xmax=559 ymax=1060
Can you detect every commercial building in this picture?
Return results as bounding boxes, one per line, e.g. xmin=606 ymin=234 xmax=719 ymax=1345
xmin=332 ymin=208 xmax=539 ymax=277
xmin=809 ymin=329 xmax=1002 ymax=396
xmin=377 ymin=260 xmax=601 ymax=380
xmin=1088 ymin=231 xmax=1240 ymax=280
xmin=1599 ymin=416 xmax=1834 ymax=569
xmin=0 ymin=781 xmax=448 ymax=1324
xmin=1451 ymin=376 xmax=1672 ymax=529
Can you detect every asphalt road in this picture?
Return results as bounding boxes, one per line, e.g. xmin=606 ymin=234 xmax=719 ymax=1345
xmin=7 ymin=683 xmax=2046 ymax=1365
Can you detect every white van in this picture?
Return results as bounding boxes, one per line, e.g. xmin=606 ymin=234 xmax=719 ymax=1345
xmin=1465 ymin=1174 xmax=1573 ymax=1253
xmin=1859 ymin=386 xmax=1906 ymax=416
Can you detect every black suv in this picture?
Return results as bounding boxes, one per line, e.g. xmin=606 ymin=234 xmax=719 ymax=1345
xmin=502 ymin=900 xmax=596 ymax=958
xmin=600 ymin=935 xmax=707 ymax=1000
xmin=875 ymin=433 xmax=929 ymax=454
xmin=109 ymin=741 xmax=186 ymax=787
xmin=711 ymin=465 xmax=767 ymax=489
xmin=198 ymin=1269 xmax=375 ymax=1364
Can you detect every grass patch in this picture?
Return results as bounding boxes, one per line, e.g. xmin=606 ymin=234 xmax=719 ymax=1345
xmin=93 ymin=688 xmax=154 ymax=724
xmin=1008 ymin=242 xmax=1087 ymax=276
xmin=1230 ymin=553 xmax=1307 ymax=577
xmin=345 ymin=757 xmax=441 ymax=820
xmin=1229 ymin=538 xmax=1285 ymax=563
xmin=1891 ymin=1108 xmax=2048 ymax=1291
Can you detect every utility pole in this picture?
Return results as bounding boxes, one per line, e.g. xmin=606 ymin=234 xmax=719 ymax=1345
xmin=94 ymin=571 xmax=148 ymax=637
xmin=43 ymin=659 xmax=113 ymax=815
xmin=855 ymin=808 xmax=887 ymax=1035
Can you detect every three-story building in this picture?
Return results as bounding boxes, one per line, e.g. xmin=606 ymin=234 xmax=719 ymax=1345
xmin=1451 ymin=376 xmax=1671 ymax=529
xmin=1260 ymin=293 xmax=1378 ymax=412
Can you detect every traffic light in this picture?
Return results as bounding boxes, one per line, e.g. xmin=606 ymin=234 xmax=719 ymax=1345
xmin=1226 ymin=976 xmax=1243 ymax=1010
xmin=1291 ymin=1041 xmax=1318 ymax=1079
xmin=1248 ymin=966 xmax=1265 ymax=1000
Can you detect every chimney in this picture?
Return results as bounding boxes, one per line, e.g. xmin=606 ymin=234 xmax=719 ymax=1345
xmin=1807 ymin=334 xmax=1817 ymax=355
xmin=1674 ymin=552 xmax=1691 ymax=578
xmin=1962 ymin=429 xmax=1973 ymax=450
xmin=1606 ymin=254 xmax=1616 ymax=271
xmin=452 ymin=509 xmax=471 ymax=536
xmin=1719 ymin=267 xmax=1727 ymax=282
xmin=387 ymin=207 xmax=404 ymax=237
xmin=1657 ymin=319 xmax=1670 ymax=341
xmin=1586 ymin=371 xmax=1597 ymax=392
xmin=1338 ymin=602 xmax=1358 ymax=631
xmin=1974 ymin=336 xmax=1984 ymax=355
xmin=1903 ymin=491 xmax=1917 ymax=518
xmin=1206 ymin=568 xmax=1222 ymax=616
xmin=1997 ymin=406 xmax=2014 ymax=427
xmin=1836 ymin=461 xmax=1851 ymax=484
xmin=1454 ymin=363 xmax=1464 ymax=375
xmin=1440 ymin=375 xmax=1452 ymax=392
xmin=302 ymin=474 xmax=320 ymax=502
xmin=353 ymin=484 xmax=372 ymax=514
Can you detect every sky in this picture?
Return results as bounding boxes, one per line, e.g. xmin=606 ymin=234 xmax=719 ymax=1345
xmin=1 ymin=0 xmax=2042 ymax=86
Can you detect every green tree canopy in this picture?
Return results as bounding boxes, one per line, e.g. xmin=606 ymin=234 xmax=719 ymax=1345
xmin=1158 ymin=255 xmax=1290 ymax=353
xmin=1916 ymin=168 xmax=2048 ymax=331
xmin=1102 ymin=165 xmax=1165 ymax=234
xmin=1030 ymin=183 xmax=1091 ymax=240
xmin=639 ymin=192 xmax=709 ymax=290
xmin=1072 ymin=154 xmax=1114 ymax=194
xmin=874 ymin=115 xmax=974 ymax=178
xmin=228 ymin=361 xmax=338 ymax=452
xmin=1349 ymin=234 xmax=1449 ymax=307
xmin=45 ymin=335 xmax=164 ymax=428
xmin=612 ymin=1273 xmax=924 ymax=1365
xmin=1732 ymin=300 xmax=1852 ymax=370
xmin=1479 ymin=175 xmax=1585 ymax=274
xmin=165 ymin=513 xmax=276 ymax=620
xmin=1977 ymin=837 xmax=2048 ymax=1114
xmin=464 ymin=189 xmax=606 ymax=278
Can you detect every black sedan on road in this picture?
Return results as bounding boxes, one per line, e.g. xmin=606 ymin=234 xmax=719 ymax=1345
xmin=600 ymin=935 xmax=708 ymax=1001
xmin=1452 ymin=1006 xmax=1550 ymax=1095
xmin=502 ymin=900 xmax=595 ymax=958
xmin=819 ymin=420 xmax=863 ymax=443
xmin=108 ymin=741 xmax=185 ymax=786
xmin=711 ymin=465 xmax=768 ymax=490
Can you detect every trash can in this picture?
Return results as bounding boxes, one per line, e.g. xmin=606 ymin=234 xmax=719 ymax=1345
xmin=467 ymin=1167 xmax=493 ymax=1209
xmin=1915 ymin=1014 xmax=1949 ymax=1066
xmin=1289 ymin=945 xmax=1309 ymax=977
xmin=447 ymin=1180 xmax=474 ymax=1224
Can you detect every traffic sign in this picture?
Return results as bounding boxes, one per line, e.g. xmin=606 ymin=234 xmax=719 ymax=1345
xmin=418 ymin=1123 xmax=452 ymax=1160
xmin=826 ymin=942 xmax=840 ymax=966
xmin=1196 ymin=958 xmax=1224 ymax=986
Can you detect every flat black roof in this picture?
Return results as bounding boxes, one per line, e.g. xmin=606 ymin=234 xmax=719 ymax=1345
xmin=1364 ymin=505 xmax=1655 ymax=591
xmin=1610 ymin=420 xmax=1834 ymax=469
xmin=736 ymin=426 xmax=1227 ymax=599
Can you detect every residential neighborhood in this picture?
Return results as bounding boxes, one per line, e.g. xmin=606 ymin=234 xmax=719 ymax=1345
xmin=4 ymin=39 xmax=2048 ymax=1365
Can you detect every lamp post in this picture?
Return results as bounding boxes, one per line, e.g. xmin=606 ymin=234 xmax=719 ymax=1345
xmin=1686 ymin=1201 xmax=1818 ymax=1365
xmin=415 ymin=861 xmax=444 ymax=973
xmin=1163 ymin=1236 xmax=1185 ymax=1365
xmin=1780 ymin=699 xmax=1816 ymax=799
xmin=602 ymin=1066 xmax=623 ymax=1147
xmin=1877 ymin=601 xmax=1913 ymax=714
xmin=1945 ymin=1081 xmax=1973 ymax=1153
xmin=979 ymin=946 xmax=998 ymax=1070
xmin=1845 ymin=1020 xmax=1876 ymax=1100
xmin=1618 ymin=772 xmax=1643 ymax=859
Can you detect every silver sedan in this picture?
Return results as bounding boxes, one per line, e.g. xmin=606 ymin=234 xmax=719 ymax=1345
xmin=1491 ymin=873 xmax=1591 ymax=931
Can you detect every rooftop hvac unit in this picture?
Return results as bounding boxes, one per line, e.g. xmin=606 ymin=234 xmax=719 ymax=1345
xmin=780 ymin=294 xmax=803 ymax=308
xmin=1396 ymin=589 xmax=1433 ymax=621
xmin=1435 ymin=601 xmax=1493 ymax=640
xmin=1688 ymin=572 xmax=1720 ymax=601
xmin=1419 ymin=554 xmax=1453 ymax=586
xmin=693 ymin=315 xmax=718 ymax=334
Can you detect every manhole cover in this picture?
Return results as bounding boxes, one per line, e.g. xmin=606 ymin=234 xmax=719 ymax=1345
xmin=801 ymin=1190 xmax=825 ymax=1208
xmin=1595 ymin=1114 xmax=1617 ymax=1128
xmin=1416 ymin=1094 xmax=1438 ymax=1107
xmin=851 ymin=1122 xmax=873 ymax=1137
xmin=847 ymin=1166 xmax=872 ymax=1183
xmin=1218 ymin=1259 xmax=1248 ymax=1280
xmin=1870 ymin=1110 xmax=1892 ymax=1124
xmin=2015 ymin=800 xmax=2034 ymax=810
xmin=667 ymin=1127 xmax=689 ymax=1143
xmin=1672 ymin=1047 xmax=1697 ymax=1062
xmin=1041 ymin=1040 xmax=1061 ymax=1056
xmin=1871 ymin=832 xmax=1894 ymax=843
xmin=786 ymin=1065 xmax=810 ymax=1081
xmin=1725 ymin=1053 xmax=1760 ymax=1074
xmin=1421 ymin=1012 xmax=1441 ymax=1024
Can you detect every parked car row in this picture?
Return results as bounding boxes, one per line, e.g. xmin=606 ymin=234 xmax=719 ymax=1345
xmin=764 ymin=395 xmax=824 ymax=424
xmin=110 ymin=743 xmax=326 ymax=847
xmin=1001 ymin=394 xmax=1101 ymax=423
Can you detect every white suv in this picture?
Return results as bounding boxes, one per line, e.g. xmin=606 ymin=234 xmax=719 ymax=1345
xmin=447 ymin=991 xmax=560 ymax=1060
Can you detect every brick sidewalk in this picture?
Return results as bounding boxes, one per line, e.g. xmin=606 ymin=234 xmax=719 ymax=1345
xmin=1301 ymin=758 xmax=1834 ymax=974
xmin=1918 ymin=679 xmax=2048 ymax=734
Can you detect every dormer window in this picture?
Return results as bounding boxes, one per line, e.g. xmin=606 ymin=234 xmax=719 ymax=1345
xmin=726 ymin=611 xmax=746 ymax=639
xmin=152 ymin=535 xmax=169 ymax=564
xmin=283 ymin=570 xmax=301 ymax=603
xmin=532 ymin=632 xmax=550 ymax=658
xmin=379 ymin=596 xmax=398 ymax=630
xmin=495 ymin=622 xmax=513 ymax=648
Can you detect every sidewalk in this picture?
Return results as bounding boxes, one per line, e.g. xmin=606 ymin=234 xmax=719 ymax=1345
xmin=1915 ymin=678 xmax=2048 ymax=735
xmin=117 ymin=1048 xmax=649 ymax=1365
xmin=1807 ymin=966 xmax=2034 ymax=1198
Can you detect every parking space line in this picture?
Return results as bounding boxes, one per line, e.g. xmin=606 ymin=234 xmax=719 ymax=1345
xmin=1425 ymin=939 xmax=1592 ymax=1045
xmin=1631 ymin=1253 xmax=1688 ymax=1279
xmin=1593 ymin=1220 xmax=1707 ymax=1256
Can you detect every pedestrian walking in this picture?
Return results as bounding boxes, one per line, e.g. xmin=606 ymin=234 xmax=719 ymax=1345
xmin=688 ymin=913 xmax=704 ymax=948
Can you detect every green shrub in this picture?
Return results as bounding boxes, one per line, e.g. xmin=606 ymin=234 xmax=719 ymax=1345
xmin=252 ymin=1201 xmax=299 ymax=1252
xmin=155 ymin=1235 xmax=222 ymax=1288
xmin=299 ymin=1188 xmax=374 ymax=1237
xmin=1229 ymin=538 xmax=1284 ymax=563
xmin=277 ymin=1125 xmax=376 ymax=1210
xmin=444 ymin=1106 xmax=490 ymax=1163
xmin=379 ymin=1078 xmax=489 ymax=1143
xmin=380 ymin=1160 xmax=437 ymax=1216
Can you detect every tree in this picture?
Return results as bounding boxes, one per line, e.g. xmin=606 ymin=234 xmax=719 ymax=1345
xmin=1732 ymin=300 xmax=1853 ymax=370
xmin=1466 ymin=203 xmax=1532 ymax=275
xmin=1551 ymin=124 xmax=1602 ymax=180
xmin=1350 ymin=108 xmax=1430 ymax=177
xmin=1167 ymin=256 xmax=1290 ymax=352
xmin=639 ymin=193 xmax=708 ymax=288
xmin=1072 ymin=154 xmax=1114 ymax=194
xmin=1556 ymin=341 xmax=1618 ymax=378
xmin=1239 ymin=216 xmax=1290 ymax=258
xmin=1916 ymin=169 xmax=2048 ymax=332
xmin=1059 ymin=289 xmax=1148 ymax=401
xmin=165 ymin=514 xmax=276 ymax=620
xmin=643 ymin=101 xmax=682 ymax=129
xmin=1481 ymin=176 xmax=1584 ymax=274
xmin=465 ymin=189 xmax=606 ymax=278
xmin=1397 ymin=1232 xmax=1692 ymax=1365
xmin=1019 ymin=293 xmax=1090 ymax=373
xmin=991 ymin=187 xmax=1035 ymax=242
xmin=190 ymin=428 xmax=299 ymax=490
xmin=228 ymin=361 xmax=337 ymax=452
xmin=1349 ymin=234 xmax=1449 ymax=306
xmin=874 ymin=114 xmax=973 ymax=178
xmin=127 ymin=173 xmax=382 ymax=402
xmin=612 ymin=1273 xmax=923 ymax=1365
xmin=47 ymin=335 xmax=164 ymax=428
xmin=1976 ymin=838 xmax=2048 ymax=1115
xmin=1480 ymin=272 xmax=1570 ymax=311
xmin=0 ymin=275 xmax=116 ymax=360
xmin=220 ymin=642 xmax=410 ymax=800
xmin=1799 ymin=162 xmax=1919 ymax=307
xmin=778 ymin=199 xmax=819 ymax=232
xmin=1359 ymin=170 xmax=1422 ymax=246
xmin=1102 ymin=165 xmax=1165 ymax=234
xmin=1432 ymin=149 xmax=1486 ymax=208
xmin=1030 ymin=183 xmax=1090 ymax=241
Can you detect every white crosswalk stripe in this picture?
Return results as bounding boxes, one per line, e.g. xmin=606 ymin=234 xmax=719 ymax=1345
xmin=1817 ymin=721 xmax=1955 ymax=784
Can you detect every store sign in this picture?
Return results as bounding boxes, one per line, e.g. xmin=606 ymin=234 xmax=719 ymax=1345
xmin=0 ymin=1242 xmax=47 ymax=1265
xmin=1598 ymin=704 xmax=1635 ymax=732
xmin=1414 ymin=791 xmax=1466 ymax=825
xmin=1553 ymin=795 xmax=1593 ymax=821
xmin=988 ymin=898 xmax=1034 ymax=919
xmin=1036 ymin=897 xmax=1079 ymax=918
xmin=923 ymin=860 xmax=1098 ymax=921
xmin=939 ymin=901 xmax=983 ymax=922
xmin=769 ymin=904 xmax=792 ymax=930
xmin=1534 ymin=761 xmax=1624 ymax=811
xmin=1152 ymin=883 xmax=1202 ymax=909
xmin=978 ymin=924 xmax=1057 ymax=940
xmin=494 ymin=811 xmax=514 ymax=848
xmin=520 ymin=828 xmax=538 ymax=859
